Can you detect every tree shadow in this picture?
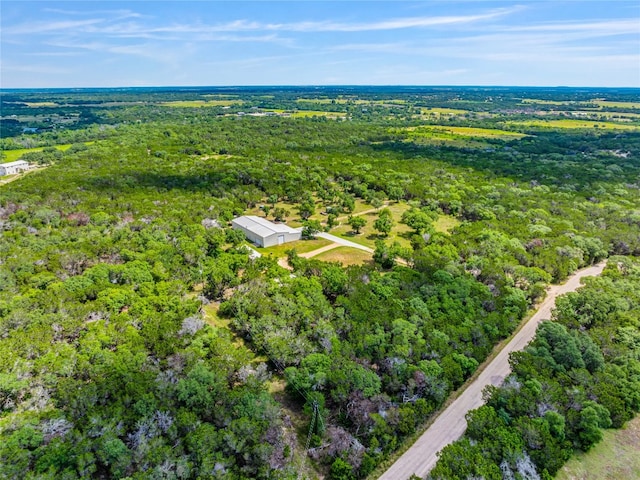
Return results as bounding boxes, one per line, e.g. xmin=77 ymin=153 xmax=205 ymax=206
xmin=366 ymin=233 xmax=386 ymax=242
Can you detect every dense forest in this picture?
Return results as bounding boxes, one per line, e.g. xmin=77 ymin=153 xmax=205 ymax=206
xmin=0 ymin=87 xmax=639 ymax=479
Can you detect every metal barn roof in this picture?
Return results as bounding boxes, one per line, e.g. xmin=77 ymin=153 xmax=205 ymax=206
xmin=1 ymin=160 xmax=29 ymax=167
xmin=232 ymin=216 xmax=300 ymax=238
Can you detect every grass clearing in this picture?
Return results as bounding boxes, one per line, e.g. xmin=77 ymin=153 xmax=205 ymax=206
xmin=420 ymin=107 xmax=470 ymax=115
xmin=159 ymin=100 xmax=242 ymax=107
xmin=556 ymin=416 xmax=640 ymax=480
xmin=201 ymin=303 xmax=268 ymax=364
xmin=401 ymin=125 xmax=527 ymax=140
xmin=24 ymin=101 xmax=59 ymax=107
xmin=1 ymin=143 xmax=88 ymax=163
xmin=507 ymin=119 xmax=640 ymax=131
xmin=245 ymin=196 xmax=374 ymax=227
xmin=258 ymin=108 xmax=346 ymax=118
xmin=244 ymin=202 xmax=300 ymax=225
xmin=428 ymin=126 xmax=527 ymax=138
xmin=295 ymin=98 xmax=405 ymax=106
xmin=202 ymin=303 xmax=228 ymax=329
xmin=3 ymin=148 xmax=47 ymax=162
xmin=314 ymin=246 xmax=373 ymax=266
xmin=433 ymin=215 xmax=461 ymax=233
xmin=202 ymin=94 xmax=239 ymax=98
xmin=521 ymin=98 xmax=573 ymax=105
xmin=296 ymin=98 xmax=348 ymax=104
xmin=290 ymin=110 xmax=346 ymax=118
xmin=330 ymin=202 xmax=413 ymax=249
xmin=261 ymin=237 xmax=333 ymax=258
xmin=592 ymin=99 xmax=640 ymax=109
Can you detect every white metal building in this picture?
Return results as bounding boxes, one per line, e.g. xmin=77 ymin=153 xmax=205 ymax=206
xmin=231 ymin=215 xmax=302 ymax=247
xmin=0 ymin=160 xmax=31 ymax=176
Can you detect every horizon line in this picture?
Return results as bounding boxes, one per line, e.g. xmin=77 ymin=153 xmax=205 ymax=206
xmin=2 ymin=84 xmax=640 ymax=91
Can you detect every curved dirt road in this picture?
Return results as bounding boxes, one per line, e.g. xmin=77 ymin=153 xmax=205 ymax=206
xmin=379 ymin=261 xmax=607 ymax=480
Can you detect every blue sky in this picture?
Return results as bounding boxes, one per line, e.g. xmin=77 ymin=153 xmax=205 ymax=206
xmin=2 ymin=1 xmax=639 ymax=88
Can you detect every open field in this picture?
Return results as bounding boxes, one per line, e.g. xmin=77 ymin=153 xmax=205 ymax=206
xmin=159 ymin=100 xmax=242 ymax=107
xmin=556 ymin=416 xmax=640 ymax=480
xmin=23 ymin=101 xmax=59 ymax=107
xmin=399 ymin=126 xmax=527 ymax=144
xmin=592 ymin=99 xmax=640 ymax=109
xmin=296 ymin=98 xmax=351 ymax=104
xmin=314 ymin=246 xmax=373 ymax=266
xmin=427 ymin=126 xmax=527 ymax=138
xmin=295 ymin=98 xmax=406 ymax=106
xmin=420 ymin=107 xmax=469 ymax=115
xmin=291 ymin=110 xmax=346 ymax=118
xmin=521 ymin=98 xmax=573 ymax=105
xmin=260 ymin=238 xmax=333 ymax=258
xmin=1 ymin=143 xmax=80 ymax=163
xmin=507 ymin=119 xmax=640 ymax=130
xmin=202 ymin=94 xmax=240 ymax=98
xmin=260 ymin=108 xmax=347 ymax=118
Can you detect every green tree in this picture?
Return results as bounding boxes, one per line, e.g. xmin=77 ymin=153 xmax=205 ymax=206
xmin=348 ymin=215 xmax=366 ymax=234
xmin=374 ymin=208 xmax=394 ymax=237
xmin=302 ymin=219 xmax=322 ymax=239
xmin=298 ymin=197 xmax=316 ymax=220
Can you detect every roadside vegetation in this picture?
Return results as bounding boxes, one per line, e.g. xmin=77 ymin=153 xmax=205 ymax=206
xmin=430 ymin=259 xmax=640 ymax=480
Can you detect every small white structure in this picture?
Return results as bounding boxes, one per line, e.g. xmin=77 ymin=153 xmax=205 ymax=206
xmin=231 ymin=215 xmax=302 ymax=247
xmin=0 ymin=160 xmax=31 ymax=176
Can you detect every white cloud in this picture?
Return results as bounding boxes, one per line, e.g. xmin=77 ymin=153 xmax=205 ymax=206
xmin=24 ymin=51 xmax=84 ymax=57
xmin=43 ymin=8 xmax=144 ymax=19
xmin=265 ymin=8 xmax=520 ymax=32
xmin=505 ymin=18 xmax=640 ymax=34
xmin=5 ymin=6 xmax=522 ymax=39
xmin=5 ymin=19 xmax=104 ymax=35
xmin=43 ymin=39 xmax=176 ymax=63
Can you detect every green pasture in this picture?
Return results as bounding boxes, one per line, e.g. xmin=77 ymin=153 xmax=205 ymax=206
xmin=592 ymin=99 xmax=640 ymax=109
xmin=260 ymin=238 xmax=333 ymax=258
xmin=420 ymin=107 xmax=469 ymax=115
xmin=290 ymin=110 xmax=346 ymax=118
xmin=24 ymin=102 xmax=59 ymax=107
xmin=433 ymin=215 xmax=461 ymax=233
xmin=314 ymin=246 xmax=373 ymax=266
xmin=296 ymin=98 xmax=349 ymax=104
xmin=400 ymin=126 xmax=526 ymax=142
xmin=521 ymin=98 xmax=572 ymax=105
xmin=159 ymin=100 xmax=242 ymax=107
xmin=1 ymin=143 xmax=82 ymax=163
xmin=507 ymin=119 xmax=640 ymax=130
xmin=556 ymin=416 xmax=640 ymax=480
